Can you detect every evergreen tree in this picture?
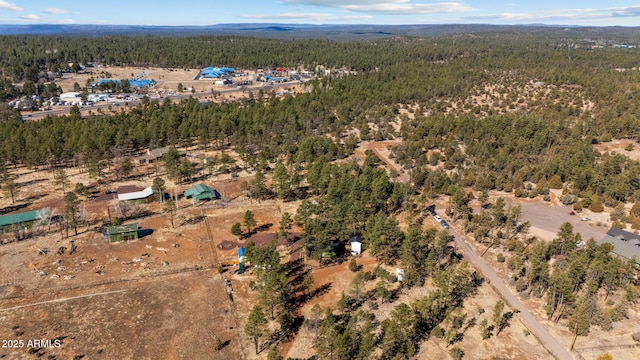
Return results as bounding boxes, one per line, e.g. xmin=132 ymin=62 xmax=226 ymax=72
xmin=267 ymin=346 xmax=284 ymax=360
xmin=64 ymin=191 xmax=80 ymax=237
xmin=273 ymin=161 xmax=291 ymax=200
xmin=152 ymin=177 xmax=166 ymax=202
xmin=315 ymin=308 xmax=338 ymax=360
xmin=231 ymin=222 xmax=243 ymax=239
xmin=244 ymin=210 xmax=257 ymax=234
xmin=2 ymin=178 xmax=18 ymax=204
xmin=245 ymin=305 xmax=269 ymax=355
xmin=492 ymin=300 xmax=505 ymax=335
xmin=163 ymin=198 xmax=177 ymax=228
xmin=278 ymin=212 xmax=292 ymax=239
xmin=54 ymin=169 xmax=70 ymax=194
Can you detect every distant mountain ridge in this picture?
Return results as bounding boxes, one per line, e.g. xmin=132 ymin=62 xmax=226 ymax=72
xmin=1 ymin=23 xmax=640 ymax=40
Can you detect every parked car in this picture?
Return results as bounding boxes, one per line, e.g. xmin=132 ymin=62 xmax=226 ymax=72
xmin=441 ymin=221 xmax=449 ymax=229
xmin=581 ymin=217 xmax=590 ymax=221
xmin=434 ymin=215 xmax=442 ymax=222
xmin=569 ymin=211 xmax=575 ymax=215
xmin=104 ymin=190 xmax=116 ymax=194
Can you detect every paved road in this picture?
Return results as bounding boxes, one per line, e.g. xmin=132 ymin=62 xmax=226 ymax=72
xmin=22 ymin=80 xmax=302 ymax=121
xmin=446 ymin=223 xmax=574 ymax=360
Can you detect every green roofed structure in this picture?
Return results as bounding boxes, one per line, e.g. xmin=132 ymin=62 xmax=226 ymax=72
xmin=106 ymin=223 xmax=139 ymax=243
xmin=183 ymin=184 xmax=221 ymax=202
xmin=0 ymin=208 xmax=49 ymax=229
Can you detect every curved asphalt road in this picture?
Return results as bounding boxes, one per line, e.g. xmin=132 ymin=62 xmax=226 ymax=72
xmin=447 ymin=225 xmax=574 ymax=360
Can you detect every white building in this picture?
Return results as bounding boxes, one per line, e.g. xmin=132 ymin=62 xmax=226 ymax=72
xmin=59 ymin=92 xmax=82 ymax=105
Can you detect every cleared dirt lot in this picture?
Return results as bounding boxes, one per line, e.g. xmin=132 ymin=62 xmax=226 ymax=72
xmin=594 ymin=139 xmax=640 ymax=161
xmin=0 ymin=147 xmax=286 ymax=359
xmin=0 ymin=270 xmax=242 ymax=360
xmin=517 ymin=198 xmax=609 ymax=242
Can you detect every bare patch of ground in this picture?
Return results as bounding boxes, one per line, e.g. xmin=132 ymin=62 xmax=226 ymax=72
xmin=594 ymin=139 xmax=640 ymax=161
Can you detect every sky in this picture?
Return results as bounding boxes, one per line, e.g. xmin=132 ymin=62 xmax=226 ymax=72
xmin=2 ymin=1 xmax=640 ymax=26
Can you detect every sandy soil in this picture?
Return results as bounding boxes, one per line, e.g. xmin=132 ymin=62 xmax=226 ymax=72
xmin=594 ymin=139 xmax=640 ymax=161
xmin=0 ymin=146 xmax=292 ymax=359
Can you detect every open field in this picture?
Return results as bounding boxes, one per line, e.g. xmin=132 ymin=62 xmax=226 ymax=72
xmin=0 ymin=146 xmax=289 ymax=359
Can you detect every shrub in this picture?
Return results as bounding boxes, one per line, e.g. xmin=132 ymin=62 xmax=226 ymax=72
xmin=573 ymin=200 xmax=584 ymax=211
xmin=348 ymin=259 xmax=359 ymax=272
xmin=449 ymin=347 xmax=464 ymax=360
xmin=496 ymin=253 xmax=506 ymax=263
xmin=590 ymin=199 xmax=605 ymax=213
xmin=432 ymin=326 xmax=445 ymax=338
xmin=549 ymin=175 xmax=563 ymax=189
xmin=515 ymin=278 xmax=528 ymax=292
xmin=611 ymin=221 xmax=625 ymax=229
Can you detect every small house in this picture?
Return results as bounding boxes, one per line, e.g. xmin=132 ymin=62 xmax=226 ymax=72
xmin=106 ymin=223 xmax=139 ymax=242
xmin=135 ymin=146 xmax=186 ymax=164
xmin=598 ymin=228 xmax=640 ymax=265
xmin=183 ymin=184 xmax=221 ymax=202
xmin=350 ymin=236 xmax=363 ymax=255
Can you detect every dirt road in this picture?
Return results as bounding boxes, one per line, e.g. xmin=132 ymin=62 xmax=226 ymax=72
xmin=447 ymin=225 xmax=574 ymax=360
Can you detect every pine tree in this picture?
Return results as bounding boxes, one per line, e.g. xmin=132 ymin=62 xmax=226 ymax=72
xmin=273 ymin=161 xmax=290 ymax=200
xmin=163 ymin=198 xmax=177 ymax=228
xmin=152 ymin=177 xmax=166 ymax=202
xmin=244 ymin=210 xmax=256 ymax=235
xmin=492 ymin=300 xmax=505 ymax=335
xmin=278 ymin=212 xmax=292 ymax=239
xmin=2 ymin=178 xmax=18 ymax=204
xmin=245 ymin=305 xmax=269 ymax=355
xmin=231 ymin=223 xmax=243 ymax=239
xmin=315 ymin=308 xmax=338 ymax=360
xmin=54 ymin=169 xmax=70 ymax=194
xmin=64 ymin=191 xmax=80 ymax=237
xmin=267 ymin=346 xmax=284 ymax=360
xmin=480 ymin=318 xmax=491 ymax=339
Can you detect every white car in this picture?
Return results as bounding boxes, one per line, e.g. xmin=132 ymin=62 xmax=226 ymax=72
xmin=581 ymin=217 xmax=590 ymax=221
xmin=434 ymin=215 xmax=443 ymax=222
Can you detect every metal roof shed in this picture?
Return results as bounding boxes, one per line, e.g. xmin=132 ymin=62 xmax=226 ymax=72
xmin=118 ymin=187 xmax=154 ymax=201
xmin=106 ymin=223 xmax=139 ymax=242
xmin=0 ymin=208 xmax=49 ymax=228
xmin=183 ymin=184 xmax=221 ymax=202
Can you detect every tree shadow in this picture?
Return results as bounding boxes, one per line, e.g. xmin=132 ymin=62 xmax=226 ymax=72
xmin=21 ymin=193 xmax=47 ymax=203
xmin=255 ymin=223 xmax=273 ymax=232
xmin=499 ymin=311 xmax=514 ymax=334
xmin=217 ymin=339 xmax=231 ymax=350
xmin=180 ymin=215 xmax=205 ymax=226
xmin=19 ymin=178 xmax=47 ymax=187
xmin=0 ymin=203 xmax=31 ymax=215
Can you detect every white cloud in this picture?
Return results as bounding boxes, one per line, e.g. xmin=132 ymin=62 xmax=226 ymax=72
xmin=463 ymin=6 xmax=640 ymax=23
xmin=43 ymin=8 xmax=69 ymax=15
xmin=19 ymin=14 xmax=39 ymax=21
xmin=240 ymin=12 xmax=371 ymax=21
xmin=284 ymin=1 xmax=474 ymax=15
xmin=0 ymin=0 xmax=23 ymax=11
